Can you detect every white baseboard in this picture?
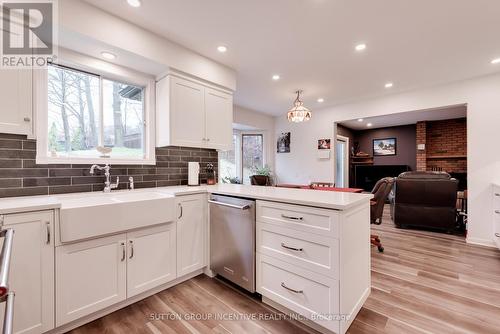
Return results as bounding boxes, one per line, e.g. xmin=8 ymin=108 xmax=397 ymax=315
xmin=466 ymin=237 xmax=497 ymax=248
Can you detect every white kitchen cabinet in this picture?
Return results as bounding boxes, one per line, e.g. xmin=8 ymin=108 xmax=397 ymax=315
xmin=0 ymin=69 xmax=33 ymax=136
xmin=204 ymin=87 xmax=233 ymax=150
xmin=56 ymin=234 xmax=127 ymax=326
xmin=0 ymin=211 xmax=54 ymax=334
xmin=156 ymin=73 xmax=233 ymax=150
xmin=256 ymin=200 xmax=370 ymax=334
xmin=167 ymin=76 xmax=206 ymax=148
xmin=127 ymin=223 xmax=177 ymax=297
xmin=176 ymin=194 xmax=207 ymax=277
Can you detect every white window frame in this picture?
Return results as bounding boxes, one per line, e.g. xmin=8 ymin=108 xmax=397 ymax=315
xmin=35 ymin=48 xmax=156 ymax=165
xmin=219 ymin=129 xmax=266 ymax=184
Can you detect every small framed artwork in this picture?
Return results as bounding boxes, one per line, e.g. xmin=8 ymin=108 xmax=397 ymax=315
xmin=373 ymin=138 xmax=397 ymax=156
xmin=277 ymin=132 xmax=291 ymax=153
xmin=318 ymin=139 xmax=331 ymax=150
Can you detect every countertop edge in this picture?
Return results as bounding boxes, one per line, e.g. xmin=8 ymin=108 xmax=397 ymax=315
xmin=0 ymin=185 xmax=372 ymax=215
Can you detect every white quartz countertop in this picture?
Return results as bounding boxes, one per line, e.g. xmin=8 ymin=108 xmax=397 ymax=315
xmin=152 ymin=184 xmax=372 ymax=210
xmin=0 ymin=184 xmax=372 ymax=215
xmin=0 ymin=195 xmax=61 ymax=215
xmin=205 ymin=184 xmax=372 ymax=210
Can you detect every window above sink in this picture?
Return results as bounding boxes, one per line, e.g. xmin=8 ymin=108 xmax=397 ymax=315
xmin=35 ymin=49 xmax=156 ymax=165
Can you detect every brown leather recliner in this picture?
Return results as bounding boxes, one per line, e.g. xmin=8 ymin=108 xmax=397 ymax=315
xmin=393 ymin=171 xmax=458 ymax=232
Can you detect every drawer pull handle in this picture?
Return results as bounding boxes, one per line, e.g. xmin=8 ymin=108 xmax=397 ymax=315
xmin=281 ymin=242 xmax=303 ymax=252
xmin=129 ymin=240 xmax=134 ymax=259
xmin=495 ymin=233 xmax=500 ymax=238
xmin=495 ymin=210 xmax=500 ymax=214
xmin=495 ymin=193 xmax=500 ymax=197
xmin=281 ymin=214 xmax=303 ymax=221
xmin=46 ymin=222 xmax=51 ymax=244
xmin=120 ymin=243 xmax=126 ymax=262
xmin=281 ymin=282 xmax=303 ymax=294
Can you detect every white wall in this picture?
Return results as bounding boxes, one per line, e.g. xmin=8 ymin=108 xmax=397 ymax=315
xmin=234 ymin=105 xmax=276 ymax=173
xmin=59 ymin=0 xmax=236 ymax=90
xmin=275 ymin=73 xmax=500 ymax=247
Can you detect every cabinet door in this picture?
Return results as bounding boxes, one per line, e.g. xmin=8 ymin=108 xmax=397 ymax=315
xmin=176 ymin=194 xmax=207 ymax=277
xmin=127 ymin=223 xmax=176 ymax=298
xmin=204 ymin=87 xmax=233 ymax=150
xmin=0 ymin=211 xmax=54 ymax=334
xmin=0 ymin=69 xmax=32 ymax=136
xmin=170 ymin=76 xmax=206 ymax=147
xmin=56 ymin=234 xmax=127 ymax=326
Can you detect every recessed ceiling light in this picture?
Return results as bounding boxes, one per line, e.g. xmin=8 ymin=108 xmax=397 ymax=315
xmin=357 ymin=118 xmax=364 ymax=122
xmin=385 ymin=82 xmax=394 ymax=88
xmin=217 ymin=45 xmax=227 ymax=53
xmin=101 ymin=51 xmax=116 ymax=60
xmin=272 ymin=74 xmax=280 ymax=81
xmin=317 ymin=98 xmax=324 ymax=103
xmin=127 ymin=0 xmax=141 ymax=7
xmin=367 ymin=123 xmax=373 ymax=127
xmin=491 ymin=58 xmax=500 ymax=64
xmin=355 ymin=43 xmax=366 ymax=51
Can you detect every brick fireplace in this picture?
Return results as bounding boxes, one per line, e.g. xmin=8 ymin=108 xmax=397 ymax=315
xmin=416 ymin=118 xmax=467 ymax=173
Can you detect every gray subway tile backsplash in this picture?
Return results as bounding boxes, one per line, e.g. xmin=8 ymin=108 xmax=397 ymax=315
xmin=0 ymin=133 xmax=218 ymax=198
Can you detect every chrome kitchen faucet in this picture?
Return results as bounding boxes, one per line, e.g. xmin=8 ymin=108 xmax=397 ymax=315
xmin=89 ymin=164 xmax=119 ymax=193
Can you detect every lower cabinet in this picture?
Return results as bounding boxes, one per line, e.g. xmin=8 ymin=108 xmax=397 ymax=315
xmin=55 ymin=222 xmax=178 ymax=326
xmin=127 ymin=224 xmax=176 ymax=297
xmin=176 ymin=194 xmax=207 ymax=277
xmin=0 ymin=211 xmax=55 ymax=334
xmin=55 ymin=234 xmax=127 ymax=326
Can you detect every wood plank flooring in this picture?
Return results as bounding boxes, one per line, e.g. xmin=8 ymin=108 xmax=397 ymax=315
xmin=68 ymin=207 xmax=500 ymax=334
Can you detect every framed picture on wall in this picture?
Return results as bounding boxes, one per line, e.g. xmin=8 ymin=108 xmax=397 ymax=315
xmin=318 ymin=139 xmax=331 ymax=150
xmin=277 ymin=132 xmax=291 ymax=153
xmin=373 ymin=138 xmax=397 ymax=156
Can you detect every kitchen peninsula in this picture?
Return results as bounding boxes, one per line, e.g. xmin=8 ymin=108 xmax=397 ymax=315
xmin=0 ymin=184 xmax=371 ymax=334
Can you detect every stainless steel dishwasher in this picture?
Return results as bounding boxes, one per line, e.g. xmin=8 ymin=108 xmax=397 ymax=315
xmin=209 ymin=194 xmax=256 ymax=292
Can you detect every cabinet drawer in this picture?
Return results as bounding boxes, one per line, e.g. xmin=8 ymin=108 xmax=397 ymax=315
xmin=256 ymin=201 xmax=339 ymax=238
xmin=256 ymin=253 xmax=339 ymax=333
xmin=257 ymin=222 xmax=339 ymax=279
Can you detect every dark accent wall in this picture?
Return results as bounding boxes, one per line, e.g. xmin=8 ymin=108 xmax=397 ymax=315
xmin=0 ymin=133 xmax=218 ymax=198
xmin=354 ymin=124 xmax=417 ymax=171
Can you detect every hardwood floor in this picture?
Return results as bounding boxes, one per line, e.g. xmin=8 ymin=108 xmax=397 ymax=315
xmin=68 ymin=207 xmax=500 ymax=334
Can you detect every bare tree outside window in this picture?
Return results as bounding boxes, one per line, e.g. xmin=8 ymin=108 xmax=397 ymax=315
xmin=47 ymin=64 xmax=145 ymax=159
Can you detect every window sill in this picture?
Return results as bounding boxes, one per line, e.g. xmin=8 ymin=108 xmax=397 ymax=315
xmin=35 ymin=156 xmax=156 ymax=166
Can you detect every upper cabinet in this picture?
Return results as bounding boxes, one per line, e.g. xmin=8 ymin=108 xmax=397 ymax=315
xmin=0 ymin=69 xmax=33 ymax=137
xmin=156 ymin=73 xmax=233 ymax=150
xmin=204 ymin=87 xmax=233 ymax=150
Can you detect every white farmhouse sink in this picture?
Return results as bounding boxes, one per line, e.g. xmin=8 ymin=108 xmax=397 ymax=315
xmin=57 ymin=191 xmax=175 ymax=243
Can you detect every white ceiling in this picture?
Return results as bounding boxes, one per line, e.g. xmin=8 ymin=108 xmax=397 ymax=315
xmin=339 ymin=104 xmax=467 ymax=130
xmin=84 ymin=0 xmax=500 ymax=116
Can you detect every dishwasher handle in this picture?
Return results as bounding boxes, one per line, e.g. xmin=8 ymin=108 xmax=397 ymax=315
xmin=208 ymin=199 xmax=251 ymax=210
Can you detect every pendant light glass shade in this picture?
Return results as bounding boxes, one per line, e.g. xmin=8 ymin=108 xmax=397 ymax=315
xmin=287 ymin=90 xmax=311 ymax=123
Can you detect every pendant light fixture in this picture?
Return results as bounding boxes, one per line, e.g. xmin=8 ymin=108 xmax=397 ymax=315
xmin=287 ymin=90 xmax=311 ymax=123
